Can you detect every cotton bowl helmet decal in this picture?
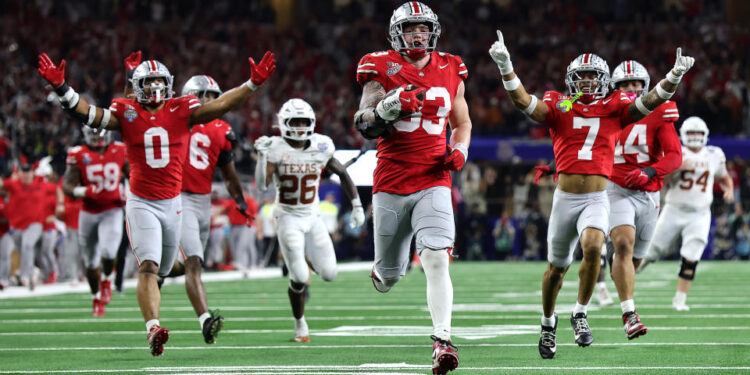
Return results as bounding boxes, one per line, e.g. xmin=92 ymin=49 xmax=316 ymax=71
xmin=680 ymin=116 xmax=709 ymax=149
xmin=565 ymin=53 xmax=610 ymax=101
xmin=389 ymin=2 xmax=441 ymax=59
xmin=277 ymin=98 xmax=316 ymax=141
xmin=131 ymin=60 xmax=174 ymax=104
xmin=611 ymin=60 xmax=650 ymax=96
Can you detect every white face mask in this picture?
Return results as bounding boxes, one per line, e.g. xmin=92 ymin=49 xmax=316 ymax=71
xmin=147 ymin=82 xmax=167 ymax=103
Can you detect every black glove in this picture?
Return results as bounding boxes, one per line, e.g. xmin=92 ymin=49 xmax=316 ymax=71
xmin=235 ymin=199 xmax=250 ymax=219
xmin=225 ymin=131 xmax=238 ymax=148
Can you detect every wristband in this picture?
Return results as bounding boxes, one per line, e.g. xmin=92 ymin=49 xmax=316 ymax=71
xmin=523 ymin=95 xmax=538 ymax=115
xmin=453 ymin=142 xmax=468 ymax=162
xmin=634 ymin=96 xmax=652 ymax=116
xmin=656 ymin=84 xmax=674 ymax=100
xmin=100 ymin=109 xmax=112 ymax=128
xmin=86 ymin=105 xmax=97 ymax=126
xmin=666 ymin=70 xmax=682 ymax=84
xmin=72 ymin=186 xmax=88 ymax=198
xmin=503 ymin=76 xmax=521 ymax=91
xmin=351 ymin=197 xmax=362 ymax=208
xmin=245 ymin=79 xmax=258 ymax=91
xmin=643 ymin=166 xmax=657 ymax=179
xmin=498 ymin=62 xmax=514 ymax=76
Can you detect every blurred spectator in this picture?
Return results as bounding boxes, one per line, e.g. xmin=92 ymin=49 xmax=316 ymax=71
xmin=492 ymin=211 xmax=515 ymax=260
xmin=319 ymin=192 xmax=340 ymax=243
xmin=735 ymin=222 xmax=750 ymax=260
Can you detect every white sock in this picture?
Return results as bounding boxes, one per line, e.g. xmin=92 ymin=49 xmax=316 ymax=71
xmin=674 ymin=291 xmax=687 ymax=303
xmin=596 ymin=281 xmax=607 ymax=290
xmin=146 ymin=319 xmax=160 ymax=333
xmin=620 ymin=299 xmax=635 ymax=314
xmin=198 ymin=312 xmax=211 ymax=329
xmin=419 ymin=249 xmax=453 ymax=341
xmin=93 ymin=291 xmax=101 ymax=300
xmin=541 ymin=315 xmax=556 ymax=327
xmin=573 ymin=302 xmax=588 ymax=316
xmin=294 ymin=316 xmax=308 ymax=335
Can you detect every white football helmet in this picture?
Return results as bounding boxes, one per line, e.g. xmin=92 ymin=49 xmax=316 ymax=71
xmin=277 ymin=98 xmax=315 ymax=141
xmin=565 ymin=53 xmax=610 ymax=101
xmin=131 ymin=60 xmax=174 ymax=104
xmin=389 ymin=2 xmax=441 ymax=59
xmin=680 ymin=116 xmax=709 ymax=149
xmin=82 ymin=126 xmax=112 ymax=148
xmin=611 ymin=60 xmax=650 ymax=96
xmin=181 ymin=75 xmax=222 ymax=104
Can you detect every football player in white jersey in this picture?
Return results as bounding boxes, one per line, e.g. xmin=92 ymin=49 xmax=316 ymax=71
xmin=254 ymin=98 xmax=365 ymax=342
xmin=641 ymin=116 xmax=734 ymax=311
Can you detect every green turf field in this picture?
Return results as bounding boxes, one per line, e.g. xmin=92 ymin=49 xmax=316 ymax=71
xmin=0 ymin=261 xmax=748 ymax=374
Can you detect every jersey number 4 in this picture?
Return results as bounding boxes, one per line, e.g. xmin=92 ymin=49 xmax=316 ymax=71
xmin=679 ymin=169 xmax=709 ymax=192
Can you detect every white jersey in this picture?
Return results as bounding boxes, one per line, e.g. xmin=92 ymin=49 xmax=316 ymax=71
xmin=267 ymin=134 xmax=335 ymax=217
xmin=664 ymin=146 xmax=727 ymax=210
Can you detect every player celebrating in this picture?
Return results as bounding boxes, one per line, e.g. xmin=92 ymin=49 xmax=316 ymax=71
xmin=489 ymin=31 xmax=694 ymax=358
xmin=173 ymin=75 xmax=253 ymax=344
xmin=606 ymin=60 xmax=682 ymax=339
xmin=641 ymin=117 xmax=733 ymax=311
xmin=255 ymin=98 xmax=365 ymax=343
xmin=62 ymin=127 xmax=128 ymax=316
xmin=353 ymin=2 xmax=471 ymax=373
xmin=38 ymin=50 xmax=275 ymax=356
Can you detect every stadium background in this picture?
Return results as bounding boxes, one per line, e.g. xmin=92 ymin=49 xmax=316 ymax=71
xmin=1 ymin=0 xmax=750 ymax=267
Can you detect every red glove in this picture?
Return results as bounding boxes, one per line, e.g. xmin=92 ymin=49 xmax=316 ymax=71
xmin=444 ymin=144 xmax=467 ymax=171
xmin=624 ymin=168 xmax=653 ymax=190
xmin=397 ymin=84 xmax=426 ymax=114
xmin=376 ymin=85 xmax=425 ymax=121
xmin=248 ymin=51 xmax=276 ymax=87
xmin=533 ymin=165 xmax=557 ymax=185
xmin=38 ymin=53 xmax=66 ymax=88
xmin=123 ymin=50 xmax=142 ymax=70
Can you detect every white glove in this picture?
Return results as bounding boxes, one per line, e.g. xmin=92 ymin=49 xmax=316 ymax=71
xmin=672 ymin=47 xmax=695 ymax=76
xmin=489 ymin=30 xmax=513 ymax=75
xmin=254 ymin=136 xmax=272 ymax=154
xmin=349 ymin=198 xmax=365 ymax=229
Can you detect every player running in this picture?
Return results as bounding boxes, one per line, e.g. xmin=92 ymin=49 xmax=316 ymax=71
xmin=62 ymin=127 xmax=128 ymax=316
xmin=489 ymin=30 xmax=694 ymax=358
xmin=640 ymin=116 xmax=733 ymax=311
xmin=353 ymin=2 xmax=472 ymax=373
xmin=37 ymin=50 xmax=276 ymax=356
xmin=606 ymin=60 xmax=682 ymax=339
xmin=255 ymin=98 xmax=365 ymax=343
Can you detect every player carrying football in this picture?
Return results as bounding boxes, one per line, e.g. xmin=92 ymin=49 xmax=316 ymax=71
xmin=489 ymin=31 xmax=694 ymax=358
xmin=353 ymin=2 xmax=472 ymax=373
xmin=37 ymin=50 xmax=276 ymax=356
xmin=255 ymin=98 xmax=365 ymax=343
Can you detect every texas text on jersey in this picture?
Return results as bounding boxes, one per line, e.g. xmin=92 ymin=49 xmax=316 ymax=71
xmin=181 ymin=119 xmax=233 ymax=194
xmin=542 ymin=89 xmax=633 ymax=177
xmin=610 ymin=101 xmax=682 ymax=191
xmin=109 ymin=95 xmax=201 ymax=200
xmin=66 ymin=142 xmax=127 ymax=213
xmin=356 ymin=50 xmax=468 ymax=194
xmin=266 ymin=133 xmax=335 ymax=216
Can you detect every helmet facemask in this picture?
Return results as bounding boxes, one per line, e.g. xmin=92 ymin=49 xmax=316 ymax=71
xmin=83 ymin=126 xmax=112 ymax=148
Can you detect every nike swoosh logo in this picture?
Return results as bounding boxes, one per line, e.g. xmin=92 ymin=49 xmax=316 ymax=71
xmin=439 ymin=63 xmax=449 ymax=69
xmin=402 ymin=98 xmax=411 ymax=102
xmin=170 ymin=106 xmax=179 ymax=112
xmin=602 ymin=99 xmax=612 ymax=105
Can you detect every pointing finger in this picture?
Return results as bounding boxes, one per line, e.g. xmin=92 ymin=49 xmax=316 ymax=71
xmin=496 ymin=30 xmax=504 ymax=45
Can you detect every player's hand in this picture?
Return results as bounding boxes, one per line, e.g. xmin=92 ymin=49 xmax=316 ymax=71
xmin=123 ymin=50 xmax=142 ymax=70
xmin=723 ymin=189 xmax=735 ymax=204
xmin=38 ymin=53 xmax=66 ymax=88
xmin=533 ymin=166 xmax=551 ymax=185
xmin=235 ymin=199 xmax=250 ymax=219
xmin=671 ymin=47 xmax=695 ymax=76
xmin=444 ymin=143 xmax=467 ymax=171
xmin=624 ymin=167 xmax=656 ymax=190
xmin=376 ymin=84 xmax=425 ymax=122
xmin=247 ymin=51 xmax=276 ymax=89
xmin=349 ymin=199 xmax=365 ymax=229
xmin=225 ymin=131 xmax=238 ymax=147
xmin=488 ymin=30 xmax=513 ymax=75
xmin=254 ymin=136 xmax=272 ymax=154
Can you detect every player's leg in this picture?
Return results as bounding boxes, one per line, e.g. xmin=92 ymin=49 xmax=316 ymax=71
xmin=372 ymin=192 xmax=415 ymax=292
xmin=305 ymin=219 xmax=338 ymax=282
xmin=276 ymin=214 xmax=311 ymax=342
xmin=248 ymin=226 xmax=259 ymax=269
xmin=39 ymin=229 xmax=59 ymax=283
xmin=638 ymin=205 xmax=682 ymax=272
xmin=96 ymin=208 xmax=124 ymax=303
xmin=228 ymin=225 xmax=246 ymax=272
xmin=674 ymin=209 xmax=711 ymax=311
xmin=59 ymin=228 xmax=79 ymax=282
xmin=19 ymin=223 xmax=43 ymax=289
xmin=79 ymin=211 xmax=106 ymax=314
xmin=0 ymin=233 xmax=13 ymax=288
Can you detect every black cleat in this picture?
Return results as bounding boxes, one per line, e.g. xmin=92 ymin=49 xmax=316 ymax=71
xmin=202 ymin=310 xmax=225 ymax=344
xmin=571 ymin=312 xmax=593 ymax=347
xmin=538 ymin=313 xmax=557 ymax=359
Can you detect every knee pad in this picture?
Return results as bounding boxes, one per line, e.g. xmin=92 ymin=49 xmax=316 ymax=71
xmin=419 ymin=248 xmax=450 ymax=274
xmin=678 ymin=257 xmax=698 ymax=280
xmin=289 ymin=280 xmax=306 ymax=294
xmin=318 ymin=266 xmax=338 ymax=282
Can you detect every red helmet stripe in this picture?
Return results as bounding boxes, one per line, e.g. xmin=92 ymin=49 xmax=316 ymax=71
xmin=411 ymin=1 xmax=422 ymax=15
xmin=583 ymin=54 xmax=590 ymax=64
xmin=626 ymin=61 xmax=632 ymax=75
xmin=148 ymin=60 xmax=157 ymax=72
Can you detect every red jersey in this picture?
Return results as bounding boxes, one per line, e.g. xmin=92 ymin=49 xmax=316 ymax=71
xmin=3 ymin=178 xmax=47 ymax=230
xmin=110 ymin=95 xmax=201 ymax=200
xmin=182 ymin=119 xmax=233 ymax=194
xmin=63 ymin=194 xmax=82 ymax=230
xmin=356 ymin=50 xmax=468 ymax=194
xmin=542 ymin=90 xmax=633 ymax=178
xmin=39 ymin=177 xmax=58 ymax=231
xmin=226 ymin=197 xmax=258 ymax=227
xmin=610 ymin=101 xmax=682 ymax=191
xmin=66 ymin=142 xmax=127 ymax=213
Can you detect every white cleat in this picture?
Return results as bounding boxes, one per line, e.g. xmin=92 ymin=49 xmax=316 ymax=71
xmin=294 ymin=317 xmax=310 ymax=343
xmin=672 ymin=295 xmax=690 ymax=311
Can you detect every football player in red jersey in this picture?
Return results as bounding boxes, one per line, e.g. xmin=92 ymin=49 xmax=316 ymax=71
xmin=38 ymin=50 xmax=275 ymax=356
xmin=605 ymin=60 xmax=682 ymax=339
xmin=62 ymin=127 xmax=128 ymax=316
xmin=489 ymin=31 xmax=694 ymax=358
xmin=0 ymin=194 xmax=12 ymax=289
xmin=353 ymin=2 xmax=471 ymax=373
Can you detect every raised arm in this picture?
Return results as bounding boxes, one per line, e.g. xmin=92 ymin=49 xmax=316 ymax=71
xmin=628 ymin=48 xmax=695 ymax=122
xmin=488 ymin=30 xmax=549 ymax=123
xmin=325 ymin=157 xmax=365 ymax=229
xmin=38 ymin=53 xmax=121 ymax=132
xmin=190 ymin=52 xmax=276 ymax=125
xmin=123 ymin=50 xmax=142 ymax=99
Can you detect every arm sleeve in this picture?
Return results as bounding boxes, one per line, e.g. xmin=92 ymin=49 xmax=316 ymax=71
xmin=650 ymin=124 xmax=683 ymax=176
